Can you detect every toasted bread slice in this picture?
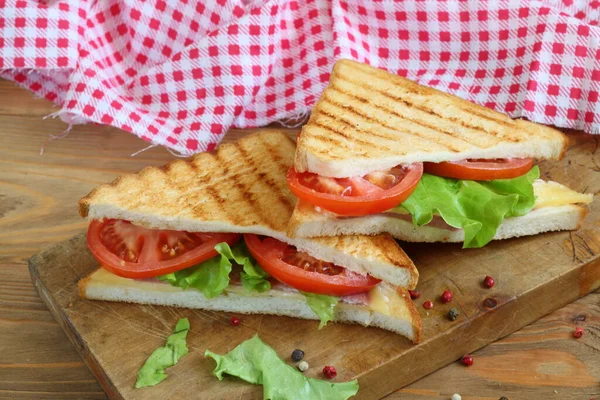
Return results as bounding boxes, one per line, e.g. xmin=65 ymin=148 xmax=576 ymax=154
xmin=79 ymin=130 xmax=418 ymax=289
xmin=79 ymin=268 xmax=422 ymax=343
xmin=295 ymin=59 xmax=568 ymax=177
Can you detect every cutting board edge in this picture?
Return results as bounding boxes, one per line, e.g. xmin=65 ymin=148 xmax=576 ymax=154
xmin=29 ymin=252 xmax=123 ymax=400
xmin=354 ymin=254 xmax=600 ymax=399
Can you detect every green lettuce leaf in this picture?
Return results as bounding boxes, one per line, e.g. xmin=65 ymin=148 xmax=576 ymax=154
xmin=158 ymin=242 xmax=270 ymax=298
xmin=205 ymin=335 xmax=359 ymax=400
xmin=302 ymin=292 xmax=339 ymax=329
xmin=399 ymin=166 xmax=539 ymax=248
xmin=135 ymin=318 xmax=190 ymax=388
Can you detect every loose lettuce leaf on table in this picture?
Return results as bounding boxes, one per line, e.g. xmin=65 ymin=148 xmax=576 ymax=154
xmin=399 ymin=166 xmax=539 ymax=248
xmin=135 ymin=318 xmax=190 ymax=388
xmin=205 ymin=335 xmax=359 ymax=400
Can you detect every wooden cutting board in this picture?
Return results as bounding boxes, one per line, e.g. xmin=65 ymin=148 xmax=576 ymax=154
xmin=29 ymin=133 xmax=600 ymax=400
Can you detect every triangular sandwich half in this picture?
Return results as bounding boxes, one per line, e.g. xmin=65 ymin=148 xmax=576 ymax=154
xmin=78 ymin=130 xmax=421 ymax=342
xmin=287 ymin=60 xmax=593 ymax=248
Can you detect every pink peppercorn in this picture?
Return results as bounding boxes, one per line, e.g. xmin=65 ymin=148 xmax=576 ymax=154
xmin=322 ymin=365 xmax=337 ymax=379
xmin=409 ymin=290 xmax=421 ymax=300
xmin=441 ymin=290 xmax=453 ymax=303
xmin=461 ymin=355 xmax=473 ymax=366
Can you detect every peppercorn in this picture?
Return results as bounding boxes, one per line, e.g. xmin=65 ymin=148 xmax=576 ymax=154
xmin=291 ymin=349 xmax=305 ymax=361
xmin=408 ymin=289 xmax=421 ymax=300
xmin=499 ymin=397 xmax=509 ymax=400
xmin=423 ymin=300 xmax=433 ymax=309
xmin=461 ymin=354 xmax=473 ymax=366
xmin=451 ymin=394 xmax=462 ymax=400
xmin=322 ymin=365 xmax=337 ymax=379
xmin=573 ymin=327 xmax=584 ymax=338
xmin=441 ymin=290 xmax=453 ymax=303
xmin=448 ymin=307 xmax=460 ymax=321
xmin=298 ymin=361 xmax=309 ymax=372
xmin=484 ymin=275 xmax=495 ymax=288
xmin=230 ymin=316 xmax=241 ymax=326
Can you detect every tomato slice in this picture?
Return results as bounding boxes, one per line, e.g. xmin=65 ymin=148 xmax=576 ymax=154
xmin=86 ymin=219 xmax=241 ymax=279
xmin=287 ymin=164 xmax=423 ymax=216
xmin=424 ymin=158 xmax=534 ymax=180
xmin=243 ymin=234 xmax=381 ymax=296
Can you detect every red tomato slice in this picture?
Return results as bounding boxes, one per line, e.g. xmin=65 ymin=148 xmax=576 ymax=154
xmin=424 ymin=158 xmax=534 ymax=180
xmin=87 ymin=219 xmax=241 ymax=279
xmin=287 ymin=164 xmax=423 ymax=216
xmin=244 ymin=234 xmax=381 ymax=296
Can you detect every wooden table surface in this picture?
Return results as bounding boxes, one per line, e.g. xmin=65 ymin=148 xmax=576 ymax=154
xmin=1 ymin=78 xmax=599 ymax=400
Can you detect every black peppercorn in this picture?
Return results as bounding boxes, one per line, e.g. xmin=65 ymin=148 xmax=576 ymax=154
xmin=291 ymin=349 xmax=305 ymax=361
xmin=448 ymin=308 xmax=460 ymax=321
xmin=499 ymin=397 xmax=509 ymax=400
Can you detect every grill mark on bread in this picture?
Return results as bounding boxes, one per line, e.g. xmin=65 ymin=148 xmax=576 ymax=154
xmin=216 ymin=145 xmax=267 ymax=226
xmin=254 ymin=134 xmax=296 ymax=219
xmin=188 ymin=158 xmax=217 ymax=220
xmin=348 ymin=60 xmax=511 ymax=126
xmin=323 ymin=89 xmax=466 ymax=150
xmin=258 ymin=133 xmax=292 ymax=177
xmin=314 ymin=110 xmax=402 ymax=145
xmin=236 ymin=141 xmax=290 ymax=229
xmin=311 ymin=119 xmax=399 ymax=155
xmin=336 ymin=63 xmax=521 ymax=141
xmin=331 ymin=79 xmax=507 ymax=147
xmin=302 ymin=125 xmax=353 ymax=153
xmin=318 ymin=97 xmax=463 ymax=152
xmin=257 ymin=134 xmax=294 ymax=189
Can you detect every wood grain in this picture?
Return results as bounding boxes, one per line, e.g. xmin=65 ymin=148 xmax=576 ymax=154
xmin=0 ymin=79 xmax=56 ymax=117
xmin=1 ymin=78 xmax=599 ymax=399
xmin=393 ymin=293 xmax=600 ymax=400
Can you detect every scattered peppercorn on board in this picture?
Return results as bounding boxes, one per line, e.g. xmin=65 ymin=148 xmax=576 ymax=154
xmin=29 ymin=133 xmax=600 ymax=400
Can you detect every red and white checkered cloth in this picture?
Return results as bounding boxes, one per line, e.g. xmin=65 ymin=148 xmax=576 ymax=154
xmin=2 ymin=0 xmax=600 ymax=154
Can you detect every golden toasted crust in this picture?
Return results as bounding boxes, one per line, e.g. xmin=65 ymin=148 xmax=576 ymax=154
xmin=574 ymin=205 xmax=589 ymax=229
xmin=77 ymin=271 xmax=94 ymax=298
xmin=79 ymin=130 xmax=418 ymax=283
xmin=399 ymin=287 xmax=422 ymax=343
xmin=295 ymin=59 xmax=568 ymax=176
xmin=79 ymin=131 xmax=297 ymax=231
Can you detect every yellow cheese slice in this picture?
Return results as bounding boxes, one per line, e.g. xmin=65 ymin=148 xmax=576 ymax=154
xmin=533 ymin=180 xmax=593 ymax=209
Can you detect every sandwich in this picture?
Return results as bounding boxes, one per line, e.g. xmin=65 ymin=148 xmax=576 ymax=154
xmin=287 ymin=60 xmax=594 ymax=248
xmin=78 ymin=130 xmax=422 ymax=342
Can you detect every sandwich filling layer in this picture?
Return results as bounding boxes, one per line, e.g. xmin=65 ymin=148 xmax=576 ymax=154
xmin=288 ymin=163 xmax=593 ymax=248
xmin=84 ymin=218 xmax=410 ymax=330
